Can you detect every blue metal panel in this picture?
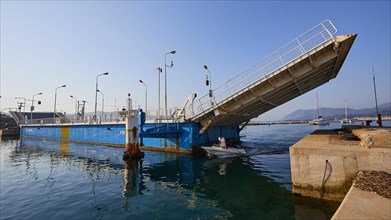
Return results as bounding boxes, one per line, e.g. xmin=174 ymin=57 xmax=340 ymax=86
xmin=22 ymin=126 xmax=61 ymax=139
xmin=141 ymin=122 xmax=194 ymax=151
xmin=20 ymin=122 xmax=240 ymax=152
xmin=69 ymin=124 xmax=125 ymax=145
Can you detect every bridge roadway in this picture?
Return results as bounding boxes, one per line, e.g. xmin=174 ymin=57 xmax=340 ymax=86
xmin=181 ymin=21 xmax=357 ymax=130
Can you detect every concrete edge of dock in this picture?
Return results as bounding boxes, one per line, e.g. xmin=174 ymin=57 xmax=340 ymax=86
xmin=331 ymin=171 xmax=391 ymax=219
xmin=289 ymin=125 xmax=391 ymax=218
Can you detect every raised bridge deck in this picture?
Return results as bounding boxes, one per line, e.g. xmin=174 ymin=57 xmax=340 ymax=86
xmin=181 ymin=20 xmax=357 ymax=128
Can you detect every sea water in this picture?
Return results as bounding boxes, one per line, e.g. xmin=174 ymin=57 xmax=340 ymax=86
xmin=2 ymin=122 xmax=374 ymax=220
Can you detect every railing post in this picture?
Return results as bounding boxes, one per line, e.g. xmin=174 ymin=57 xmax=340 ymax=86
xmin=296 ymin=38 xmax=306 ymax=53
xmin=277 ymin=51 xmax=285 ymax=66
xmin=321 ymin=23 xmax=333 ymax=39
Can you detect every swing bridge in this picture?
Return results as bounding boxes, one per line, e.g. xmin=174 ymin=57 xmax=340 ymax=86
xmin=176 ymin=20 xmax=356 ymax=132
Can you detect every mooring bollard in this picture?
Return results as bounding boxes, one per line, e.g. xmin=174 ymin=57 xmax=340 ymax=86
xmin=123 ymin=110 xmax=145 ymax=161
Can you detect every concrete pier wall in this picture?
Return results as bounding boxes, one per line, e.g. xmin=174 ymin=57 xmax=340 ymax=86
xmin=290 ymin=128 xmax=391 ymax=201
xmin=20 ymin=122 xmax=240 ymax=153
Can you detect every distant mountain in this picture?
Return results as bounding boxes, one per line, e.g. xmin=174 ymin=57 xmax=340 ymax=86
xmin=282 ymin=102 xmax=391 ymax=121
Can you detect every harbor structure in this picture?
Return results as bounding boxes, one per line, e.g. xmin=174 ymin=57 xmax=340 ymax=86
xmin=14 ymin=20 xmax=356 ymax=153
xmin=290 ymin=126 xmax=391 ymax=219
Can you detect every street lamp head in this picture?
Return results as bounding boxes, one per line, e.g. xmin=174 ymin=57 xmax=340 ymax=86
xmin=139 ymin=80 xmax=143 ymax=83
xmin=97 ymin=89 xmax=100 ymax=92
xmin=204 ymin=65 xmax=208 ymax=70
xmin=166 ymin=50 xmax=176 ymax=55
xmin=62 ymin=85 xmax=66 ymax=88
xmin=103 ymin=72 xmax=109 ymax=75
xmin=70 ymin=95 xmax=74 ymax=98
xmin=38 ymin=92 xmax=43 ymax=95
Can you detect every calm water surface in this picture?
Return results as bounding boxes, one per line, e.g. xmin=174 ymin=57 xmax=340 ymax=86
xmin=1 ymin=123 xmax=352 ymax=220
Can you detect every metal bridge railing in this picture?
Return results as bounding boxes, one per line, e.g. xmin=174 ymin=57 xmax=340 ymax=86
xmin=186 ymin=20 xmax=337 ymax=120
xmin=22 ymin=107 xmax=184 ymax=126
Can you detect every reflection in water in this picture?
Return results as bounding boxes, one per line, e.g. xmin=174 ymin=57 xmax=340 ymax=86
xmin=60 ymin=141 xmax=68 ymax=156
xmin=218 ymin=163 xmax=227 ymax=175
xmin=123 ymin=158 xmax=143 ymax=197
xmin=122 ymin=158 xmax=144 ymax=216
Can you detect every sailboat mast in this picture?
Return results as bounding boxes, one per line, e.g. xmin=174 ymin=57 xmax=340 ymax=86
xmin=344 ymin=99 xmax=348 ymax=120
xmin=372 ymin=65 xmax=383 ymax=127
xmin=316 ymin=93 xmax=320 ymax=118
xmin=372 ymin=66 xmax=379 ymax=116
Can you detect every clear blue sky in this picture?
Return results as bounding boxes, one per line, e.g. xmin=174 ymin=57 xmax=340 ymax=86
xmin=1 ymin=1 xmax=390 ymax=120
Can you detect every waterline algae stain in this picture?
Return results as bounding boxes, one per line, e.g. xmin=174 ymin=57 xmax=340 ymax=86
xmin=1 ymin=124 xmax=342 ymax=219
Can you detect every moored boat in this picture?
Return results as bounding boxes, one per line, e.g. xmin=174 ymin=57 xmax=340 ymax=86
xmin=340 ymin=99 xmax=353 ymax=124
xmin=309 ymin=94 xmax=330 ymax=126
xmin=309 ymin=116 xmax=330 ymax=125
xmin=201 ymin=145 xmax=246 ymax=159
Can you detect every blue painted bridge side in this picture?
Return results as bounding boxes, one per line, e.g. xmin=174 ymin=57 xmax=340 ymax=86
xmin=20 ymin=122 xmax=240 ymax=153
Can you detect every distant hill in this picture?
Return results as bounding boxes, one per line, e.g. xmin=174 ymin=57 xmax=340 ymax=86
xmin=282 ymin=102 xmax=391 ymax=121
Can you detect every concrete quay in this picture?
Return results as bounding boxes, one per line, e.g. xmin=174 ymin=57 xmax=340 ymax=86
xmin=289 ymin=126 xmax=391 ymax=201
xmin=331 ymin=170 xmax=391 ymax=219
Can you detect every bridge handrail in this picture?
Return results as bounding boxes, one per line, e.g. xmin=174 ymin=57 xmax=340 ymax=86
xmin=187 ymin=20 xmax=337 ymax=120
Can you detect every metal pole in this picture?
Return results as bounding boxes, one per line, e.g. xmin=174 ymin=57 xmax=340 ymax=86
xmin=70 ymin=95 xmax=78 ymax=120
xmin=54 ymin=89 xmax=58 ymax=123
xmin=95 ymin=76 xmax=98 ymax=120
xmin=145 ymin=84 xmax=147 ymax=114
xmin=139 ymin=80 xmax=147 ymax=113
xmin=54 ymin=85 xmax=66 ymax=124
xmin=373 ymin=66 xmax=379 ymax=115
xmin=30 ymin=92 xmax=42 ymax=123
xmin=204 ymin=65 xmax=213 ymax=106
xmin=164 ymin=54 xmax=167 ymax=119
xmin=97 ymin=90 xmax=104 ymax=121
xmin=95 ymin=72 xmax=108 ymax=121
xmin=164 ymin=51 xmax=175 ymax=119
xmin=316 ymin=93 xmax=319 ymax=118
xmin=159 ymin=68 xmax=160 ymax=121
xmin=157 ymin=67 xmax=162 ymax=123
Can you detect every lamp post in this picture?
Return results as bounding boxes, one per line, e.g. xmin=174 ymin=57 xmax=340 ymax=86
xmin=70 ymin=95 xmax=79 ymax=119
xmin=31 ymin=92 xmax=43 ymax=122
xmin=164 ymin=50 xmax=176 ymax=119
xmin=139 ymin=80 xmax=148 ymax=113
xmin=156 ymin=67 xmax=162 ymax=122
xmin=54 ymin=85 xmax=66 ymax=123
xmin=95 ymin=72 xmax=108 ymax=121
xmin=97 ymin=89 xmax=104 ymax=120
xmin=203 ymin=65 xmax=213 ymax=106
